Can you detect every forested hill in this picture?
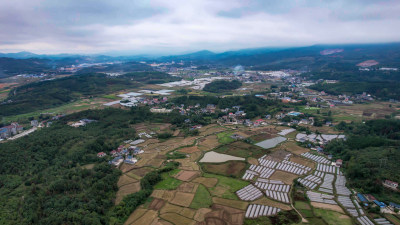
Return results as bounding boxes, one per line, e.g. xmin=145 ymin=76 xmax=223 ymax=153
xmin=0 ymin=108 xmax=172 ymax=224
xmin=325 ymin=120 xmax=400 ymax=203
xmin=203 ymin=80 xmax=242 ymax=93
xmin=0 ymin=72 xmax=179 ymax=116
xmin=0 ymin=57 xmax=51 ymax=78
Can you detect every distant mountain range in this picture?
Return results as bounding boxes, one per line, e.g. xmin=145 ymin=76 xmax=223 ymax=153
xmin=1 ymin=43 xmax=400 ymax=77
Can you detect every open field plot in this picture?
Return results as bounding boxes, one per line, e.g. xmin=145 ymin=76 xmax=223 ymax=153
xmin=199 ymin=125 xmax=227 ymax=136
xmin=310 ymin=202 xmax=345 ymax=213
xmin=115 ymin=181 xmax=140 ymax=204
xmin=385 ymin=214 xmax=400 ymax=225
xmin=177 ymin=182 xmax=199 ymax=193
xmin=190 ymin=184 xmax=212 ymax=209
xmin=270 ymin=171 xmax=299 ymax=184
xmin=177 ymin=146 xmax=200 ymax=153
xmin=189 ymin=151 xmax=202 ymax=161
xmin=281 ymin=141 xmax=310 ymax=155
xmin=197 ymin=135 xmax=220 ymax=151
xmin=295 ymin=201 xmax=311 ymax=210
xmin=193 ymin=208 xmax=213 ymax=222
xmin=212 ymin=197 xmax=248 ymax=210
xmin=170 ymin=192 xmax=195 ymax=207
xmin=204 ymin=204 xmax=246 ymax=225
xmin=290 ymin=155 xmax=315 ymax=169
xmin=148 ymin=198 xmax=166 ymax=211
xmin=192 ymin=177 xmax=218 ymax=188
xmin=160 ymin=213 xmax=196 ymax=225
xmin=217 ymin=131 xmax=235 ymax=144
xmin=214 ymin=141 xmax=267 ymax=158
xmin=252 ymin=197 xmax=292 ymax=210
xmin=334 ymin=102 xmax=397 ymax=121
xmin=155 ymin=170 xmax=182 ymax=190
xmin=175 ymin=158 xmax=200 ymax=171
xmin=313 ymin=208 xmax=352 ymax=225
xmin=201 ymin=161 xmax=246 ymax=177
xmin=175 ymin=170 xmax=200 ymax=181
xmin=124 ymin=208 xmax=148 ymax=225
xmin=251 ymin=133 xmax=277 ymax=142
xmin=128 ymin=167 xmax=154 ymax=179
xmin=126 ymin=209 xmax=158 ymax=225
xmin=204 ymin=173 xmax=249 ymax=193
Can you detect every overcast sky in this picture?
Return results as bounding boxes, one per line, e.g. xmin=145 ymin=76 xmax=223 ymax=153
xmin=0 ymin=0 xmax=399 ymax=55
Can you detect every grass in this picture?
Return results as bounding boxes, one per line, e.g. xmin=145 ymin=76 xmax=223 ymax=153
xmin=190 ymin=184 xmax=212 ymax=209
xmin=216 ymin=131 xmax=235 ymax=144
xmin=154 ymin=170 xmax=182 ymax=190
xmin=203 ymin=173 xmax=249 ymax=192
xmin=313 ymin=209 xmax=352 ymax=225
xmin=102 ymin=94 xmax=120 ymax=100
xmin=295 ymin=201 xmax=311 ymax=210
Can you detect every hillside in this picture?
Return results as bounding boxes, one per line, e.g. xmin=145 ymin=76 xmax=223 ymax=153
xmin=0 ymin=57 xmax=51 ymax=78
xmin=0 ymin=72 xmax=178 ymax=116
xmin=203 ymin=80 xmax=242 ymax=93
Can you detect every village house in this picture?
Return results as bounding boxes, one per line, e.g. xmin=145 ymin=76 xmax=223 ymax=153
xmin=0 ymin=122 xmax=24 ymax=139
xmin=335 ymin=159 xmax=343 ymax=167
xmin=383 ymin=180 xmax=399 ymax=190
xmin=97 ymin=152 xmax=107 ymax=157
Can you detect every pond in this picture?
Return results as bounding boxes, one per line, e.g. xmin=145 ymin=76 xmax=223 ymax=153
xmin=255 ymin=136 xmax=287 ymax=149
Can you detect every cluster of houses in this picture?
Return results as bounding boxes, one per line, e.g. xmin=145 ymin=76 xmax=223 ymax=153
xmin=0 ymin=122 xmax=23 ymax=140
xmin=98 ymin=139 xmax=145 ymax=167
xmin=357 ymin=187 xmax=400 ymax=213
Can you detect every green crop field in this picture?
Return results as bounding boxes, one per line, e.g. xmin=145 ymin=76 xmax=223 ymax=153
xmin=190 ymin=184 xmax=212 ymax=209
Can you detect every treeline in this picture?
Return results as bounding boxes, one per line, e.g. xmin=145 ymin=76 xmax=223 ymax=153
xmin=203 ymin=80 xmax=242 ymax=93
xmin=324 ymin=120 xmax=400 ymax=202
xmin=307 ymin=70 xmax=400 ymax=100
xmin=0 ymin=107 xmax=173 ymax=224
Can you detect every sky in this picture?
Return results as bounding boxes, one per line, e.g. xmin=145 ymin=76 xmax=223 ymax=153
xmin=0 ymin=0 xmax=399 ymax=55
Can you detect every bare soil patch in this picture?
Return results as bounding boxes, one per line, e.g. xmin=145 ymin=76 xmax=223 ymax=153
xmin=282 ymin=141 xmax=310 ymax=155
xmin=247 ymin=157 xmax=258 ymax=165
xmin=252 ymin=197 xmax=292 ymax=210
xmin=290 ymin=155 xmax=315 ymax=169
xmin=269 ymin=171 xmax=299 ymax=184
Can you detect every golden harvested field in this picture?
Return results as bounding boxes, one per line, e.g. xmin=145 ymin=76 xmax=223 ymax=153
xmin=147 ymin=158 xmax=165 ymax=168
xmin=120 ymin=163 xmax=137 ymax=173
xmin=127 ymin=209 xmax=158 ymax=225
xmin=212 ymin=197 xmax=248 ymax=210
xmin=175 ymin=158 xmax=200 ymax=171
xmin=252 ymin=197 xmax=291 ymax=210
xmin=190 ymin=151 xmax=202 ymax=161
xmin=124 ymin=208 xmax=147 ymax=225
xmin=281 ymin=141 xmax=309 ymax=155
xmin=129 ymin=167 xmax=154 ymax=178
xmin=175 ymin=170 xmax=201 ymax=181
xmin=270 ymin=171 xmax=299 ymax=184
xmin=117 ymin=174 xmax=138 ymax=187
xmin=192 ymin=177 xmax=218 ymax=188
xmin=115 ymin=182 xmax=141 ymax=205
xmin=160 ymin=203 xmax=184 ymax=214
xmin=159 ymin=213 xmax=196 ymax=225
xmin=180 ymin=207 xmax=196 ymax=218
xmin=290 ymin=155 xmax=315 ymax=169
xmin=311 ymin=202 xmax=345 ymax=213
xmin=151 ymin=190 xmax=177 ymax=201
xmin=170 ymin=192 xmax=195 ymax=207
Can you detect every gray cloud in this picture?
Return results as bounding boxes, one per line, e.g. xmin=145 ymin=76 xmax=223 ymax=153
xmin=0 ymin=0 xmax=399 ymax=54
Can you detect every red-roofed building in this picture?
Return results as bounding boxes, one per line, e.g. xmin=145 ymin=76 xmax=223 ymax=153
xmin=383 ymin=180 xmax=399 ymax=190
xmin=97 ymin=152 xmax=106 ymax=157
xmin=336 ymin=159 xmax=343 ymax=167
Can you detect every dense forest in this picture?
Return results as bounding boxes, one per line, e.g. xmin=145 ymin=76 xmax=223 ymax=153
xmin=0 ymin=107 xmax=174 ymax=224
xmin=203 ymin=80 xmax=242 ymax=93
xmin=0 ymin=57 xmax=51 ymax=78
xmin=0 ymin=72 xmax=178 ymax=116
xmin=305 ymin=69 xmax=400 ymax=100
xmin=325 ymin=120 xmax=400 ymax=203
